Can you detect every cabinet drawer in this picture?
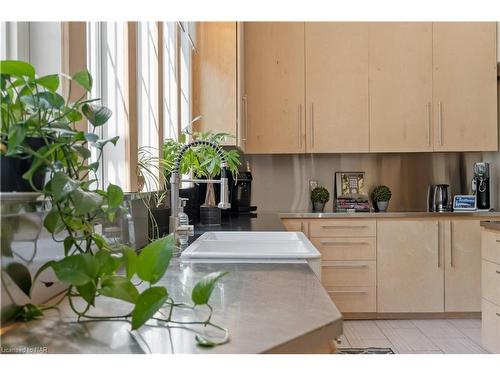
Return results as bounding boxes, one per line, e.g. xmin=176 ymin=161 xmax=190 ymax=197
xmin=482 ymin=229 xmax=500 ymax=264
xmin=482 ymin=260 xmax=500 ymax=305
xmin=482 ymin=298 xmax=500 ymax=353
xmin=327 ymin=286 xmax=376 ymax=313
xmin=322 ymin=260 xmax=376 ymax=287
xmin=310 ymin=220 xmax=376 ymax=238
xmin=311 ymin=237 xmax=376 ymax=260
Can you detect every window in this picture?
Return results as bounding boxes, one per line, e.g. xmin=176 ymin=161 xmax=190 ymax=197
xmin=163 ymin=22 xmax=178 ymax=140
xmin=87 ymin=22 xmax=127 ymax=189
xmin=86 ymin=21 xmax=194 ymax=192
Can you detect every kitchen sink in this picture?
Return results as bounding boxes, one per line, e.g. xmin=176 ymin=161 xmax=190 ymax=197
xmin=180 ymin=231 xmax=321 ymax=277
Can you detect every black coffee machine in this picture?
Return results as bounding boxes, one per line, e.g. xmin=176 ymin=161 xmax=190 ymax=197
xmin=193 ymin=170 xmax=257 ymax=215
xmin=472 ymin=162 xmax=491 ymax=210
xmin=227 ymin=171 xmax=257 ymax=213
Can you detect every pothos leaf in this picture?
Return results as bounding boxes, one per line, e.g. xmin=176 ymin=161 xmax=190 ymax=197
xmin=5 ymin=262 xmax=32 ymax=297
xmin=131 ymin=286 xmax=168 ymax=330
xmin=191 ymin=271 xmax=228 ymax=306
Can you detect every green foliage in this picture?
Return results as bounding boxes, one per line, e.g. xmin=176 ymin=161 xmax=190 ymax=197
xmin=371 ymin=185 xmax=392 ymax=202
xmin=136 ymin=235 xmax=173 ymax=284
xmin=1 ymin=60 xmax=228 ymax=346
xmin=311 ymin=186 xmax=330 ymax=204
xmin=192 ymin=271 xmax=228 ymax=306
xmin=131 ymin=287 xmax=168 ymax=330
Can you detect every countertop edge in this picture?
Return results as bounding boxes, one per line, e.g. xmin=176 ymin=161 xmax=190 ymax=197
xmin=278 ymin=211 xmax=500 ymax=219
xmin=480 ymin=221 xmax=500 ymax=231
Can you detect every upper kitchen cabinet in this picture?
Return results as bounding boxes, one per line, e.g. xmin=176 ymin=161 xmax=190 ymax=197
xmin=433 ymin=22 xmax=498 ymax=151
xmin=192 ymin=22 xmax=246 ymax=150
xmin=244 ymin=22 xmax=306 ymax=153
xmin=305 ymin=23 xmax=369 ymax=153
xmin=369 ymin=23 xmax=434 ymax=152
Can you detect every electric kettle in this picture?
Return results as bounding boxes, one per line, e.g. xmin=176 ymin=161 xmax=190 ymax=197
xmin=430 ymin=184 xmax=451 ymax=212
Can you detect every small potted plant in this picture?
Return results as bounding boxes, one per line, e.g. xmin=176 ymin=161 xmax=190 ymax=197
xmin=311 ymin=186 xmax=329 ymax=212
xmin=371 ymin=185 xmax=392 ymax=212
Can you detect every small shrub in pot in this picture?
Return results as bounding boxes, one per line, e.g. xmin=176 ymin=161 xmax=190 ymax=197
xmin=371 ymin=185 xmax=392 ymax=212
xmin=311 ymin=186 xmax=330 ymax=212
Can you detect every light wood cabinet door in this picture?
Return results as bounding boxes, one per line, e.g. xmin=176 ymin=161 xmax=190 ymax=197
xmin=444 ymin=220 xmax=482 ymax=312
xmin=281 ymin=219 xmax=309 ymax=237
xmin=193 ymin=22 xmax=237 ymax=143
xmin=369 ymin=23 xmax=433 ymax=152
xmin=305 ymin=22 xmax=369 ymax=153
xmin=433 ymin=22 xmax=497 ymax=151
xmin=244 ymin=22 xmax=305 ymax=153
xmin=377 ymin=220 xmax=444 ymax=312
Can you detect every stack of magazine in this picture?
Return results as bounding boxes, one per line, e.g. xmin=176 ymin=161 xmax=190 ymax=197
xmin=335 ymin=196 xmax=370 ymax=212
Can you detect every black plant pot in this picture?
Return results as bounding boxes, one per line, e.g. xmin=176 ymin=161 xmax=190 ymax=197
xmin=1 ymin=137 xmax=46 ymax=192
xmin=148 ymin=206 xmax=171 ymax=240
xmin=200 ymin=206 xmax=221 ymax=226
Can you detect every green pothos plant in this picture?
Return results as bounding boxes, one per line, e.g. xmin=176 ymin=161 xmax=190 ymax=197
xmin=0 ymin=60 xmax=228 ymax=347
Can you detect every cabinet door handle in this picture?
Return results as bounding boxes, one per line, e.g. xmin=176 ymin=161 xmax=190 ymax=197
xmin=426 ymin=102 xmax=431 ymax=146
xmin=496 ymin=240 xmax=500 ymax=243
xmin=496 ymin=271 xmax=500 ymax=274
xmin=496 ymin=313 xmax=500 ymax=317
xmin=437 ymin=222 xmax=442 ymax=268
xmin=298 ymin=104 xmax=303 ymax=149
xmin=323 ymin=264 xmax=369 ymax=270
xmin=327 ymin=290 xmax=367 ymax=294
xmin=241 ymin=95 xmax=248 ymax=141
xmin=450 ymin=221 xmax=454 ymax=268
xmin=437 ymin=101 xmax=443 ymax=146
xmin=320 ymin=225 xmax=368 ymax=229
xmin=320 ymin=241 xmax=369 ymax=246
xmin=310 ymin=102 xmax=315 ymax=150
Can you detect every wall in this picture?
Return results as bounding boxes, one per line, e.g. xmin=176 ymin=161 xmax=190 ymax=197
xmin=245 ymin=151 xmax=500 ymax=213
xmin=28 ymin=22 xmax=61 ymax=75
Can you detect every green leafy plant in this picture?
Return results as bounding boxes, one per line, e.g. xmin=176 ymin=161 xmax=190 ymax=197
xmin=311 ymin=186 xmax=330 ymax=204
xmin=371 ymin=185 xmax=392 ymax=202
xmin=163 ymin=131 xmax=241 ymax=207
xmin=0 ymin=60 xmax=228 ymax=346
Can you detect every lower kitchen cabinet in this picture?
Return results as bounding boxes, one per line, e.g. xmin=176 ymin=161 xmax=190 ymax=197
xmin=281 ymin=219 xmax=309 ymax=237
xmin=481 ymin=227 xmax=500 ymax=353
xmin=444 ymin=220 xmax=482 ymax=312
xmin=377 ymin=220 xmax=444 ymax=312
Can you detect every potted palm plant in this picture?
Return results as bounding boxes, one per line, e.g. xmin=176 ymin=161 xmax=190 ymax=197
xmin=311 ymin=186 xmax=330 ymax=212
xmin=371 ymin=185 xmax=392 ymax=212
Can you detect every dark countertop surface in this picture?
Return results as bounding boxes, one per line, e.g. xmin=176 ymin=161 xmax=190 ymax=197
xmin=191 ymin=212 xmax=284 ymax=241
xmin=480 ymin=221 xmax=500 ymax=231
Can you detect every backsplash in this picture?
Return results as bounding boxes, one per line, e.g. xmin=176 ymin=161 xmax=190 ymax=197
xmin=244 ymin=151 xmax=500 ymax=213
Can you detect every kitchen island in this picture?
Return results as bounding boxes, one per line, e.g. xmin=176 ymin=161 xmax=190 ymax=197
xmin=1 ymin=260 xmax=342 ymax=354
xmin=0 ymin=212 xmax=342 ymax=354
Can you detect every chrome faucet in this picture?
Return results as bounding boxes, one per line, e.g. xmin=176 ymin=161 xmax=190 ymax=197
xmin=169 ymin=140 xmax=231 ymax=245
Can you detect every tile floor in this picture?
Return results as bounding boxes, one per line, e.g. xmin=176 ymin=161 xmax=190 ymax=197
xmin=339 ymin=319 xmax=487 ymax=354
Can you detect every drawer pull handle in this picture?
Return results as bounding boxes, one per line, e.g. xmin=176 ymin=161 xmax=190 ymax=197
xmin=496 ymin=240 xmax=500 ymax=243
xmin=320 ymin=225 xmax=368 ymax=229
xmin=320 ymin=241 xmax=369 ymax=246
xmin=328 ymin=290 xmax=367 ymax=294
xmin=496 ymin=271 xmax=500 ymax=274
xmin=497 ymin=313 xmax=500 ymax=317
xmin=323 ymin=265 xmax=369 ymax=270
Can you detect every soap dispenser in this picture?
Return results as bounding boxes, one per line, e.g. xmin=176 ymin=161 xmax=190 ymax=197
xmin=178 ymin=198 xmax=190 ymax=245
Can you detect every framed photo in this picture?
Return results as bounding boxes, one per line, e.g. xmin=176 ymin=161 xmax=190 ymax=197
xmin=335 ymin=172 xmax=367 ymax=198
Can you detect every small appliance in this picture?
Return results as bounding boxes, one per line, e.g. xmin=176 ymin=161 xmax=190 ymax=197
xmin=428 ymin=184 xmax=451 ymax=212
xmin=228 ymin=171 xmax=257 ymax=213
xmin=472 ymin=162 xmax=491 ymax=210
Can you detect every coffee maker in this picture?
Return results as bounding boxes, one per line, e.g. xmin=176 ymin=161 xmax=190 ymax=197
xmin=472 ymin=162 xmax=491 ymax=211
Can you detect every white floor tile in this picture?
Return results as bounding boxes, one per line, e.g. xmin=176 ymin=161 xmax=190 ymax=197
xmin=377 ymin=327 xmax=440 ymax=352
xmin=411 ymin=319 xmax=466 ymax=339
xmin=448 ymin=319 xmax=482 ymax=330
xmin=431 ymin=337 xmax=488 ymax=354
xmin=375 ymin=320 xmax=416 ymax=330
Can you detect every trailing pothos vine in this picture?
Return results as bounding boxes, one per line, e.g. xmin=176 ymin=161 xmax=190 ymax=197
xmin=0 ymin=60 xmax=228 ymax=347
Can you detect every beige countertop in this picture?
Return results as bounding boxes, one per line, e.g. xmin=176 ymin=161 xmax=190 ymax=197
xmin=279 ymin=211 xmax=500 ymax=219
xmin=480 ymin=221 xmax=500 ymax=231
xmin=0 ymin=259 xmax=342 ymax=354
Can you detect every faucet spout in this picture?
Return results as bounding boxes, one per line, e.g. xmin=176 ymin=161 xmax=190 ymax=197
xmin=169 ymin=140 xmax=231 ymax=244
